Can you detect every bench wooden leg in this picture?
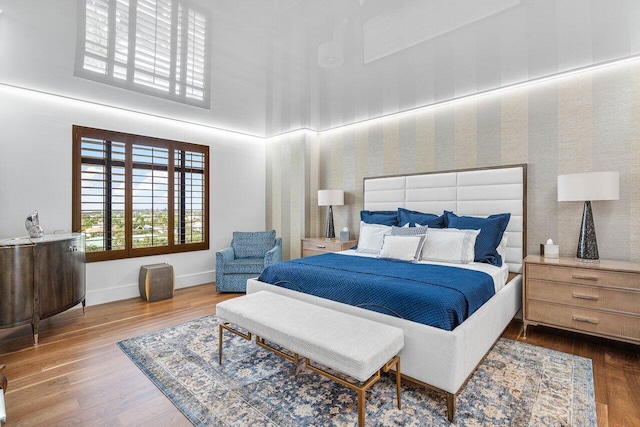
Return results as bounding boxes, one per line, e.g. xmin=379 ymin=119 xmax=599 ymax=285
xmin=357 ymin=389 xmax=365 ymax=427
xmin=383 ymin=356 xmax=402 ymax=409
xmin=218 ymin=323 xmax=252 ymax=365
xmin=446 ymin=392 xmax=456 ymax=422
xmin=396 ymin=362 xmax=401 ymax=409
xmin=256 ymin=336 xmax=299 ymax=363
xmin=218 ymin=324 xmax=223 ymax=365
xmin=305 ymin=358 xmax=397 ymax=427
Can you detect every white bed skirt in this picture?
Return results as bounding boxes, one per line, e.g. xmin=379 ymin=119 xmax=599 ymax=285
xmin=246 ymin=275 xmax=522 ymax=395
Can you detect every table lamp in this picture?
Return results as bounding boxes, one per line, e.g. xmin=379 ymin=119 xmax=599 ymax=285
xmin=318 ymin=189 xmax=344 ymax=239
xmin=557 ymin=171 xmax=619 ymax=261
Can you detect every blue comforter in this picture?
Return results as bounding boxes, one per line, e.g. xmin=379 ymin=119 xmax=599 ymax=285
xmin=257 ymin=253 xmax=495 ymax=331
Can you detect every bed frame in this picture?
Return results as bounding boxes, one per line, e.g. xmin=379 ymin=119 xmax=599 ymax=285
xmin=247 ymin=164 xmax=527 ymax=421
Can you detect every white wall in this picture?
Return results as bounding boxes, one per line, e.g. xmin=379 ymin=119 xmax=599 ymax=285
xmin=0 ymin=85 xmax=266 ymax=305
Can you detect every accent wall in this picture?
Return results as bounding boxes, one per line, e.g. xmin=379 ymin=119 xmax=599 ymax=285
xmin=266 ymin=59 xmax=640 ymax=263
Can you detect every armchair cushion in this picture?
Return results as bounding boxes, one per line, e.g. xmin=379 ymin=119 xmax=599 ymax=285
xmin=224 ymin=258 xmax=266 ymax=274
xmin=232 ymin=230 xmax=276 ymax=259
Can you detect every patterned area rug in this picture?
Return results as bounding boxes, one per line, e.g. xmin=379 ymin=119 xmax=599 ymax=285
xmin=118 ymin=315 xmax=596 ymax=426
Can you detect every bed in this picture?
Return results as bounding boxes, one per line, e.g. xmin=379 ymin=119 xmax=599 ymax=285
xmin=247 ymin=164 xmax=527 ymax=421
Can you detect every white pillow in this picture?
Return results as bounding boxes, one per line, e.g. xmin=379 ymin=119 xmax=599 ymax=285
xmin=378 ymin=235 xmax=426 ymax=262
xmin=356 ymin=221 xmax=392 ymax=254
xmin=497 ymin=233 xmax=508 ymax=263
xmin=421 ymin=228 xmax=480 ymax=264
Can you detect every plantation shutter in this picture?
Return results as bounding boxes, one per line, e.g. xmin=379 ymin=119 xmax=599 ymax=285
xmin=131 ymin=143 xmax=170 ymax=248
xmin=79 ymin=136 xmax=127 ymax=253
xmin=174 ymin=149 xmax=205 ymax=244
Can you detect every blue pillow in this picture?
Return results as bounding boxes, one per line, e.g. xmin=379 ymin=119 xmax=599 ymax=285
xmin=397 ymin=208 xmax=445 ymax=228
xmin=443 ymin=211 xmax=510 ymax=266
xmin=360 ymin=210 xmax=398 ymax=226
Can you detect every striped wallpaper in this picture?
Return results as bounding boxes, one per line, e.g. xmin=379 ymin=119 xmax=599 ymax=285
xmin=266 ymin=59 xmax=640 ymax=263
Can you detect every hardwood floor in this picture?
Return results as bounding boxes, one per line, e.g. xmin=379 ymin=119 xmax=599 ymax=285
xmin=1 ymin=283 xmax=638 ymax=426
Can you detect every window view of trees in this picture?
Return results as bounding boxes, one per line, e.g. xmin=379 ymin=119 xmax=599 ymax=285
xmin=73 ymin=126 xmax=209 ymax=262
xmin=82 ymin=209 xmax=204 ymax=252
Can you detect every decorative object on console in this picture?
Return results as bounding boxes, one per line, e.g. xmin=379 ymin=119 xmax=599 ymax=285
xmin=558 ymin=171 xmax=619 ymax=261
xmin=318 ymin=189 xmax=344 ymax=239
xmin=25 ymin=210 xmax=44 ymax=238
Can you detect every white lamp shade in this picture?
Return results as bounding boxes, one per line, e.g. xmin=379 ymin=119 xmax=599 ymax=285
xmin=318 ymin=189 xmax=344 ymax=206
xmin=558 ymin=171 xmax=619 ymax=202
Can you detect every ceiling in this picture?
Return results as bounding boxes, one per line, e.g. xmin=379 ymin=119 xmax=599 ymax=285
xmin=1 ymin=0 xmax=639 ymax=138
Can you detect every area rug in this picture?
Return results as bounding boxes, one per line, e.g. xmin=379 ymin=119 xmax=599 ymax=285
xmin=118 ymin=315 xmax=597 ymax=426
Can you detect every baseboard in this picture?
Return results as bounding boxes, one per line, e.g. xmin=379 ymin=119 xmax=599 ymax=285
xmin=86 ymin=270 xmax=215 ymax=306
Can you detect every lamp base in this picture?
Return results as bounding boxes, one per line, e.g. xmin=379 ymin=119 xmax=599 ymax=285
xmin=325 ymin=205 xmax=335 ymax=239
xmin=576 ymin=200 xmax=599 ymax=261
xmin=575 ymin=257 xmax=599 ymax=263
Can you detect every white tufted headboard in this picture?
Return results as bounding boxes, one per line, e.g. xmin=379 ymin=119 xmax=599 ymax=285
xmin=363 ymin=165 xmax=527 ymax=273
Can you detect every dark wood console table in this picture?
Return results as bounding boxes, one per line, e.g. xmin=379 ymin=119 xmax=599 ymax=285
xmin=0 ymin=233 xmax=86 ymax=344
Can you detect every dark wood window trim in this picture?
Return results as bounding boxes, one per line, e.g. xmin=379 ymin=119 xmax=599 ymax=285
xmin=72 ymin=125 xmax=209 ymax=262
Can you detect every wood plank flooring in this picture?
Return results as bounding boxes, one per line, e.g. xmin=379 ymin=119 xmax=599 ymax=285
xmin=1 ymin=283 xmax=638 ymax=426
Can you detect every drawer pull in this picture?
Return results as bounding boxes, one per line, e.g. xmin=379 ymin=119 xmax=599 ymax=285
xmin=315 ymin=245 xmax=326 ymax=249
xmin=571 ymin=274 xmax=598 ymax=281
xmin=572 ymin=293 xmax=599 ymax=301
xmin=572 ymin=315 xmax=599 ymax=324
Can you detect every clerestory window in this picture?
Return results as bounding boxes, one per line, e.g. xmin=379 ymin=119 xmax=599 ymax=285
xmin=76 ymin=0 xmax=209 ymax=107
xmin=72 ymin=126 xmax=209 ymax=262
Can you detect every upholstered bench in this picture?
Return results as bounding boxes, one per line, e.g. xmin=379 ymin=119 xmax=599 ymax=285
xmin=216 ymin=291 xmax=405 ymax=427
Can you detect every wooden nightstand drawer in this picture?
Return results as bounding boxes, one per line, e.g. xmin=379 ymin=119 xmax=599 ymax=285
xmin=526 ymin=300 xmax=640 ymax=342
xmin=527 ymin=264 xmax=640 ymax=290
xmin=526 ymin=279 xmax=640 ymax=315
xmin=302 ymin=240 xmax=345 ymax=252
xmin=523 ymin=255 xmax=640 ymax=344
xmin=301 ymin=238 xmax=358 ymax=258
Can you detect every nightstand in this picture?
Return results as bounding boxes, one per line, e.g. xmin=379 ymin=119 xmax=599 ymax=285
xmin=301 ymin=237 xmax=358 ymax=258
xmin=523 ymin=255 xmax=640 ymax=344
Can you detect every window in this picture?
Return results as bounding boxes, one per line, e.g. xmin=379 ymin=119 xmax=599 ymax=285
xmin=73 ymin=126 xmax=209 ymax=262
xmin=76 ymin=0 xmax=209 ymax=107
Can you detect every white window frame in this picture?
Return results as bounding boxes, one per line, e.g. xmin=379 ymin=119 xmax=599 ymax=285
xmin=75 ymin=0 xmax=210 ymax=108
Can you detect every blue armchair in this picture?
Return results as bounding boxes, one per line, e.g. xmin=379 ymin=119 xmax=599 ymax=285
xmin=215 ymin=230 xmax=282 ymax=292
